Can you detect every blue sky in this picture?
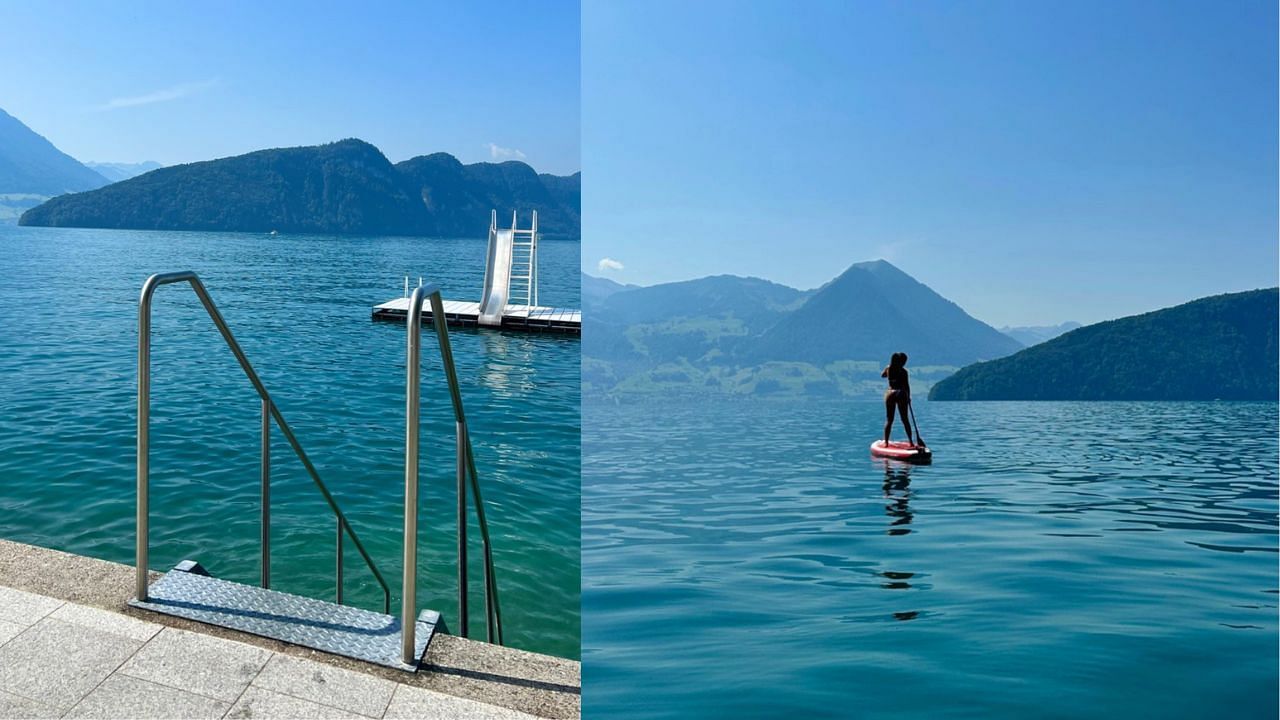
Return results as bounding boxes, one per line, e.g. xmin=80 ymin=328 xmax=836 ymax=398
xmin=0 ymin=0 xmax=579 ymax=174
xmin=583 ymin=0 xmax=1277 ymax=327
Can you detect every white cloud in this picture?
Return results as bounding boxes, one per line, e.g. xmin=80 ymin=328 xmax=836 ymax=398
xmin=97 ymin=80 xmax=219 ymax=111
xmin=487 ymin=143 xmax=527 ymax=161
xmin=598 ymin=257 xmax=624 ymax=272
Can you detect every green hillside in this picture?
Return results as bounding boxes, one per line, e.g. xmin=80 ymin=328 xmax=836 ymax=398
xmin=929 ymin=289 xmax=1279 ymax=401
xmin=20 ymin=139 xmax=580 ymax=238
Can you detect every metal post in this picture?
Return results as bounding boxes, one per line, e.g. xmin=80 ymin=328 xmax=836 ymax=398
xmin=136 ymin=278 xmax=156 ymax=602
xmin=466 ymin=441 xmax=502 ymax=645
xmin=429 ymin=289 xmax=501 ymax=645
xmin=402 ymin=285 xmax=426 ymax=665
xmin=261 ymin=398 xmax=271 ymax=588
xmin=532 ymin=210 xmax=539 ymax=308
xmin=336 ymin=519 xmax=344 ymax=605
xmin=457 ymin=420 xmax=468 ymax=638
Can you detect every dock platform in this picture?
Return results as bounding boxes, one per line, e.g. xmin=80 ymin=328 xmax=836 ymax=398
xmin=372 ymin=297 xmax=581 ymax=335
xmin=130 ymin=562 xmax=438 ymax=672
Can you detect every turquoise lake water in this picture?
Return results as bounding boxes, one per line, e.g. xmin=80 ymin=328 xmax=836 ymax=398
xmin=0 ymin=224 xmax=580 ymax=659
xmin=583 ymin=398 xmax=1278 ymax=718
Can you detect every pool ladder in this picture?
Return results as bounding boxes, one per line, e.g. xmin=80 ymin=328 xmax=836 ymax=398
xmin=133 ymin=272 xmax=501 ymax=667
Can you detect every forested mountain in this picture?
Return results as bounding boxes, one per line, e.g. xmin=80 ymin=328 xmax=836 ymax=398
xmin=930 ymin=289 xmax=1279 ymax=400
xmin=394 ymin=152 xmax=579 ymax=237
xmin=20 ymin=139 xmax=580 ymax=237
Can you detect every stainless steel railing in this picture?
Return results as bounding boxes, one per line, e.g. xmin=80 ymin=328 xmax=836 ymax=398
xmin=135 ymin=272 xmax=391 ymax=613
xmin=402 ymin=285 xmax=503 ymax=664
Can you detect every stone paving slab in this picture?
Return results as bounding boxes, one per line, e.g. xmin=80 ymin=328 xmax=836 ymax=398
xmin=252 ymin=653 xmax=395 ymax=717
xmin=63 ymin=674 xmax=230 ymax=719
xmin=0 ymin=619 xmax=25 ymax=647
xmin=0 ymin=540 xmax=580 ymax=718
xmin=0 ymin=688 xmax=58 ymax=720
xmin=50 ymin=602 xmax=162 ymax=642
xmin=225 ymin=687 xmax=373 ymax=719
xmin=120 ymin=628 xmax=272 ymax=703
xmin=0 ymin=618 xmax=142 ymax=712
xmin=0 ymin=586 xmax=63 ymax=627
xmin=0 ymin=588 xmax=548 ymax=719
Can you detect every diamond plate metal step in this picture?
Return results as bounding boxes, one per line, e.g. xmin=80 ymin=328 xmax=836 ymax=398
xmin=129 ymin=562 xmax=439 ymax=671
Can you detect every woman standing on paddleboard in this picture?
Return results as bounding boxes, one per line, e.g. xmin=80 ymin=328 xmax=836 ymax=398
xmin=882 ymin=352 xmax=914 ymax=446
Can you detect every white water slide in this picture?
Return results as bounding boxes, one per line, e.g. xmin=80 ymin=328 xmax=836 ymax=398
xmin=478 ymin=210 xmax=538 ymax=326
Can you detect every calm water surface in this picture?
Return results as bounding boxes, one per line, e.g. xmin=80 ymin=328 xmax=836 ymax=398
xmin=583 ymin=398 xmax=1278 ymax=718
xmin=0 ymin=224 xmax=580 ymax=659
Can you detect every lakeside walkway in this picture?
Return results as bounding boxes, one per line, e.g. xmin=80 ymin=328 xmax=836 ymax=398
xmin=0 ymin=541 xmax=579 ymax=719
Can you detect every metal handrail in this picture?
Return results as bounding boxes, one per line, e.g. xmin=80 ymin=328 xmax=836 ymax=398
xmin=135 ymin=271 xmax=391 ymax=614
xmin=403 ymin=285 xmax=503 ymax=664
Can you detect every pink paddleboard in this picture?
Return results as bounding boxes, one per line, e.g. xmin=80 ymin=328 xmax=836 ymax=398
xmin=870 ymin=440 xmax=933 ymax=463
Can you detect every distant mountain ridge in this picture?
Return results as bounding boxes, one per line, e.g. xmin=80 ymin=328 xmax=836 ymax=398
xmin=0 ymin=108 xmax=108 ymax=195
xmin=930 ymin=289 xmax=1279 ymax=401
xmin=20 ymin=139 xmax=580 ymax=238
xmin=583 ymin=261 xmax=1017 ymax=398
xmin=1000 ymin=321 xmax=1082 ymax=347
xmin=600 ymin=274 xmax=807 ymax=331
xmin=582 ymin=274 xmax=639 ymax=308
xmin=85 ymin=161 xmax=163 ymax=183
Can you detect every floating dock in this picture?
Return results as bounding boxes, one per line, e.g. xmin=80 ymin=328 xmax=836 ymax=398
xmin=372 ymin=210 xmax=581 ymax=335
xmin=372 ymin=297 xmax=581 ymax=334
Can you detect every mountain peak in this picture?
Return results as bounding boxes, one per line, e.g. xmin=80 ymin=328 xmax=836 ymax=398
xmin=332 ymin=137 xmax=378 ymax=149
xmin=400 ymin=151 xmax=464 ymax=168
xmin=853 ymin=258 xmax=897 ymax=270
xmin=322 ymin=138 xmax=389 ymax=160
xmin=810 ymin=260 xmax=916 ymax=293
xmin=0 ymin=107 xmax=109 ymax=195
xmin=843 ymin=258 xmax=911 ymax=279
xmin=751 ymin=260 xmax=1022 ymax=366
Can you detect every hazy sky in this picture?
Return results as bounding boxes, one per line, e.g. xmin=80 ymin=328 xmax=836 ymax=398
xmin=582 ymin=0 xmax=1277 ymax=327
xmin=0 ymin=0 xmax=580 ymax=174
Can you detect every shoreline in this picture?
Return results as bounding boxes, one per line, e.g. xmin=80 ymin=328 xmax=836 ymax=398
xmin=0 ymin=539 xmax=579 ymax=719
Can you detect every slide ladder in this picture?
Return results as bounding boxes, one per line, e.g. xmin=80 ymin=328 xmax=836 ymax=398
xmin=478 ymin=210 xmax=538 ymax=326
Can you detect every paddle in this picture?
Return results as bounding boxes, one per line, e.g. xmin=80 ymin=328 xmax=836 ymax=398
xmin=908 ymin=400 xmax=926 ymax=448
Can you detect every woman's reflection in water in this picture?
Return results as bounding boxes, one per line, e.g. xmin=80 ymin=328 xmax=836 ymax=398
xmin=880 ymin=459 xmax=919 ymax=620
xmin=882 ymin=460 xmax=913 ymax=536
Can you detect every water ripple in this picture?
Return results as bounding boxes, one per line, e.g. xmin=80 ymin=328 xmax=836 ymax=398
xmin=584 ymin=397 xmax=1278 ymax=719
xmin=0 ymin=226 xmax=580 ymax=659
